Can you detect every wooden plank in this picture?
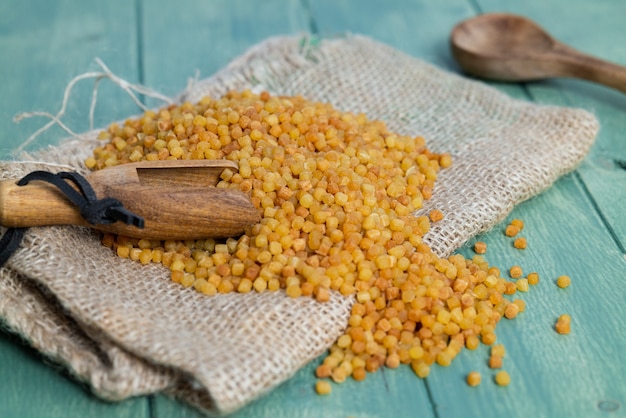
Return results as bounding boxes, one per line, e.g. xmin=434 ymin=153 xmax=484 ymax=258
xmin=0 ymin=0 xmax=142 ymax=155
xmin=0 ymin=330 xmax=148 ymax=418
xmin=154 ymin=359 xmax=435 ymax=418
xmin=140 ymin=0 xmax=311 ymax=102
xmin=0 ymin=0 xmax=149 ymax=417
xmin=310 ymin=0 xmax=475 ymax=68
xmin=1 ymin=1 xmax=624 ymax=418
xmin=427 ymin=174 xmax=626 ymax=418
xmin=470 ymin=0 xmax=626 ymax=250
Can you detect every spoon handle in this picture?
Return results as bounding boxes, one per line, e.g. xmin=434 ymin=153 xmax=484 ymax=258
xmin=553 ymin=42 xmax=626 ymax=94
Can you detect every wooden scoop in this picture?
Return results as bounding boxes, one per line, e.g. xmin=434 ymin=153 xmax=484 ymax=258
xmin=450 ymin=13 xmax=626 ymax=94
xmin=0 ymin=160 xmax=260 ymax=240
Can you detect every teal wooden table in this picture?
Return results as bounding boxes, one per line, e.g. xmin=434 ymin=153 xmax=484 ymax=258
xmin=1 ymin=1 xmax=625 ymax=417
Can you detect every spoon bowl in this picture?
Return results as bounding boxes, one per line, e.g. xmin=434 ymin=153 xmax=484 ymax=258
xmin=450 ymin=13 xmax=626 ymax=93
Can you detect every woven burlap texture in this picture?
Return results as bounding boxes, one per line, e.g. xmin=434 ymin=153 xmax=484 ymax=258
xmin=0 ymin=35 xmax=598 ymax=415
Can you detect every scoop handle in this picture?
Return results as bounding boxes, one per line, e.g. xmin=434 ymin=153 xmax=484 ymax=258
xmin=0 ymin=179 xmax=85 ymax=228
xmin=552 ymin=42 xmax=626 ymax=94
xmin=0 ymin=178 xmax=260 ymax=240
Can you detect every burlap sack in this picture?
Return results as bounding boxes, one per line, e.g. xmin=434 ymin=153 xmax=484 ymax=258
xmin=0 ymin=35 xmax=598 ymax=415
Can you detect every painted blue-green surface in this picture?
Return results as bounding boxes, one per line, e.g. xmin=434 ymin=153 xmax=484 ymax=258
xmin=0 ymin=0 xmax=624 ymax=417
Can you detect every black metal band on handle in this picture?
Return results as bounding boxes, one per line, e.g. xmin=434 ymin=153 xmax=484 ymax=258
xmin=0 ymin=170 xmax=144 ymax=267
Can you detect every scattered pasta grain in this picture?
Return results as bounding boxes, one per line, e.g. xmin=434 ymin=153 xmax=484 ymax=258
xmin=489 ymin=355 xmax=503 ymax=369
xmin=491 ymin=344 xmax=506 ymax=358
xmin=495 ymin=370 xmax=511 ymax=386
xmin=466 ymin=371 xmax=481 ymax=387
xmin=505 ymin=225 xmax=520 ymax=237
xmin=559 ymin=314 xmax=571 ymax=323
xmin=555 ymin=314 xmax=571 ymax=335
xmin=513 ymin=237 xmax=527 ymax=249
xmin=504 ymin=303 xmax=520 ymax=319
xmin=556 ymin=275 xmax=571 ymax=289
xmin=331 ymin=367 xmax=348 ymax=383
xmin=516 ymin=278 xmax=529 ymax=292
xmin=465 ymin=335 xmax=480 ymax=350
xmin=509 ymin=265 xmax=523 ymax=279
xmin=116 ymin=246 xmax=130 ymax=258
xmin=439 ymin=153 xmax=452 ymax=168
xmin=555 ymin=321 xmax=571 ymax=335
xmin=316 ymin=364 xmax=332 ymax=378
xmin=429 ymin=209 xmax=444 ymax=223
xmin=352 ymin=367 xmax=367 ymax=382
xmin=315 ymin=380 xmax=332 ymax=395
xmin=474 ymin=241 xmax=487 ymax=254
xmin=482 ymin=332 xmax=497 ymax=345
xmin=412 ymin=362 xmax=430 ymax=379
xmin=510 ymin=219 xmax=524 ymax=231
xmin=527 ymin=272 xmax=540 ymax=285
xmin=512 ymin=299 xmax=526 ymax=312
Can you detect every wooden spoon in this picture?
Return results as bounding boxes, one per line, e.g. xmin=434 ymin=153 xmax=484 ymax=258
xmin=0 ymin=160 xmax=260 ymax=240
xmin=450 ymin=13 xmax=626 ymax=93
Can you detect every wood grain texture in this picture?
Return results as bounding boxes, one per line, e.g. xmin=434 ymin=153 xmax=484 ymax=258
xmin=309 ymin=0 xmax=475 ymax=68
xmin=474 ymin=0 xmax=626 ymax=251
xmin=0 ymin=330 xmax=148 ymax=418
xmin=434 ymin=174 xmax=626 ymax=418
xmin=0 ymin=0 xmax=142 ymax=154
xmin=450 ymin=13 xmax=626 ymax=93
xmin=153 ymin=360 xmax=436 ymax=418
xmin=0 ymin=0 xmax=625 ymax=417
xmin=0 ymin=160 xmax=260 ymax=239
xmin=139 ymin=0 xmax=311 ymax=105
xmin=0 ymin=1 xmax=150 ymax=417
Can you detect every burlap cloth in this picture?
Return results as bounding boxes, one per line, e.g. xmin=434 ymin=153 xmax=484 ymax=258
xmin=0 ymin=35 xmax=598 ymax=415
